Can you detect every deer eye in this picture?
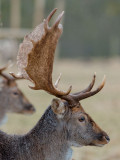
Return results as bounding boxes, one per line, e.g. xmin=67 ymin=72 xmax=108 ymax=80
xmin=79 ymin=116 xmax=85 ymax=122
xmin=13 ymin=92 xmax=19 ymax=96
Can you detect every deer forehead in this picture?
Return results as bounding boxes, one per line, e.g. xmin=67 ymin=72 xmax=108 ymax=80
xmin=8 ymin=81 xmax=17 ymax=87
xmin=9 ymin=85 xmax=19 ymax=91
xmin=71 ymin=104 xmax=85 ymax=113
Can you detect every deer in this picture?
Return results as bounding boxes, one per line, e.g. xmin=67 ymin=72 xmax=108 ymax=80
xmin=0 ymin=64 xmax=35 ymax=126
xmin=0 ymin=9 xmax=110 ymax=160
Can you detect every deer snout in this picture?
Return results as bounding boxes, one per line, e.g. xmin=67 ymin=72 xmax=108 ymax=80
xmin=90 ymin=131 xmax=110 ymax=147
xmin=23 ymin=104 xmax=36 ymax=114
xmin=103 ymin=134 xmax=110 ymax=143
xmin=104 ymin=135 xmax=110 ymax=142
xmin=97 ymin=132 xmax=110 ymax=144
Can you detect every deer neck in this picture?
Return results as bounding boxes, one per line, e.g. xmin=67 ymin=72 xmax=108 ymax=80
xmin=0 ymin=88 xmax=8 ymax=124
xmin=25 ymin=106 xmax=73 ymax=160
xmin=0 ymin=87 xmax=8 ymax=109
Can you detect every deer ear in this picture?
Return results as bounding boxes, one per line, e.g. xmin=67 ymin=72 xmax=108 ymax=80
xmin=51 ymin=99 xmax=66 ymax=118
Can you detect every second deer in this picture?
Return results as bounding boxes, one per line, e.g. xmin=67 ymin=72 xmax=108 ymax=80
xmin=0 ymin=64 xmax=35 ymax=126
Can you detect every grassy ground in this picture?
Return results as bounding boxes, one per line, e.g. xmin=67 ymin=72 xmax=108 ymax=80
xmin=1 ymin=59 xmax=120 ymax=160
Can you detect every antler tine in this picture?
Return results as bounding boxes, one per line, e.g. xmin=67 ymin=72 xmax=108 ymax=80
xmin=0 ymin=73 xmax=13 ymax=81
xmin=55 ymin=73 xmax=62 ymax=88
xmin=46 ymin=8 xmax=57 ymax=22
xmin=0 ymin=61 xmax=12 ymax=73
xmin=0 ymin=62 xmax=14 ymax=81
xmin=44 ymin=8 xmax=57 ymax=31
xmin=53 ymin=11 xmax=64 ymax=28
xmin=9 ymin=72 xmax=24 ymax=80
xmin=0 ymin=66 xmax=8 ymax=73
xmin=71 ymin=75 xmax=106 ymax=101
xmin=73 ymin=73 xmax=96 ymax=95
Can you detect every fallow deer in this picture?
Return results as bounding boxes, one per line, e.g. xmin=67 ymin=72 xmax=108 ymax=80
xmin=0 ymin=64 xmax=35 ymax=126
xmin=0 ymin=9 xmax=110 ymax=160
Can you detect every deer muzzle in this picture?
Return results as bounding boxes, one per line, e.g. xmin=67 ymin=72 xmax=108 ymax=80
xmin=90 ymin=132 xmax=110 ymax=147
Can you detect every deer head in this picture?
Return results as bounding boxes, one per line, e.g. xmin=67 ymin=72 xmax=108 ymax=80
xmin=11 ymin=8 xmax=110 ymax=147
xmin=0 ymin=64 xmax=35 ymax=115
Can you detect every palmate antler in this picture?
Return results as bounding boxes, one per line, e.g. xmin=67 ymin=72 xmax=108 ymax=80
xmin=10 ymin=8 xmax=72 ymax=96
xmin=11 ymin=8 xmax=106 ymax=106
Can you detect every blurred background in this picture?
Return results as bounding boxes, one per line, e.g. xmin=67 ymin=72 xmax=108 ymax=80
xmin=0 ymin=0 xmax=120 ymax=159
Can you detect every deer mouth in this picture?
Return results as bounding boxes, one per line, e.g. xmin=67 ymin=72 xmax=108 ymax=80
xmin=89 ymin=143 xmax=105 ymax=147
xmin=22 ymin=109 xmax=36 ymax=115
xmin=23 ymin=107 xmax=36 ymax=115
xmin=16 ymin=104 xmax=36 ymax=115
xmin=89 ymin=135 xmax=110 ymax=147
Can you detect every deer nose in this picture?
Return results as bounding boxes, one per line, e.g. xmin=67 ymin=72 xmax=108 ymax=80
xmin=25 ymin=104 xmax=36 ymax=112
xmin=97 ymin=133 xmax=110 ymax=143
xmin=104 ymin=135 xmax=110 ymax=142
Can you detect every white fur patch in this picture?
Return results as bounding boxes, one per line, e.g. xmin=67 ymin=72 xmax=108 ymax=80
xmin=0 ymin=115 xmax=8 ymax=126
xmin=65 ymin=148 xmax=73 ymax=160
xmin=57 ymin=114 xmax=64 ymax=119
xmin=70 ymin=141 xmax=83 ymax=147
xmin=95 ymin=144 xmax=104 ymax=147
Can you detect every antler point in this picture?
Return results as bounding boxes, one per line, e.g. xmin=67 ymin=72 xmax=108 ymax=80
xmin=102 ymin=75 xmax=106 ymax=84
xmin=68 ymin=85 xmax=72 ymax=93
xmin=94 ymin=72 xmax=96 ymax=77
xmin=61 ymin=11 xmax=65 ymax=15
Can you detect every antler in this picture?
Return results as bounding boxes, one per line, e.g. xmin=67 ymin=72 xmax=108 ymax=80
xmin=11 ymin=8 xmax=106 ymax=106
xmin=61 ymin=75 xmax=106 ymax=106
xmin=73 ymin=73 xmax=96 ymax=95
xmin=0 ymin=62 xmax=14 ymax=82
xmin=0 ymin=62 xmax=23 ymax=83
xmin=10 ymin=8 xmax=72 ymax=96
